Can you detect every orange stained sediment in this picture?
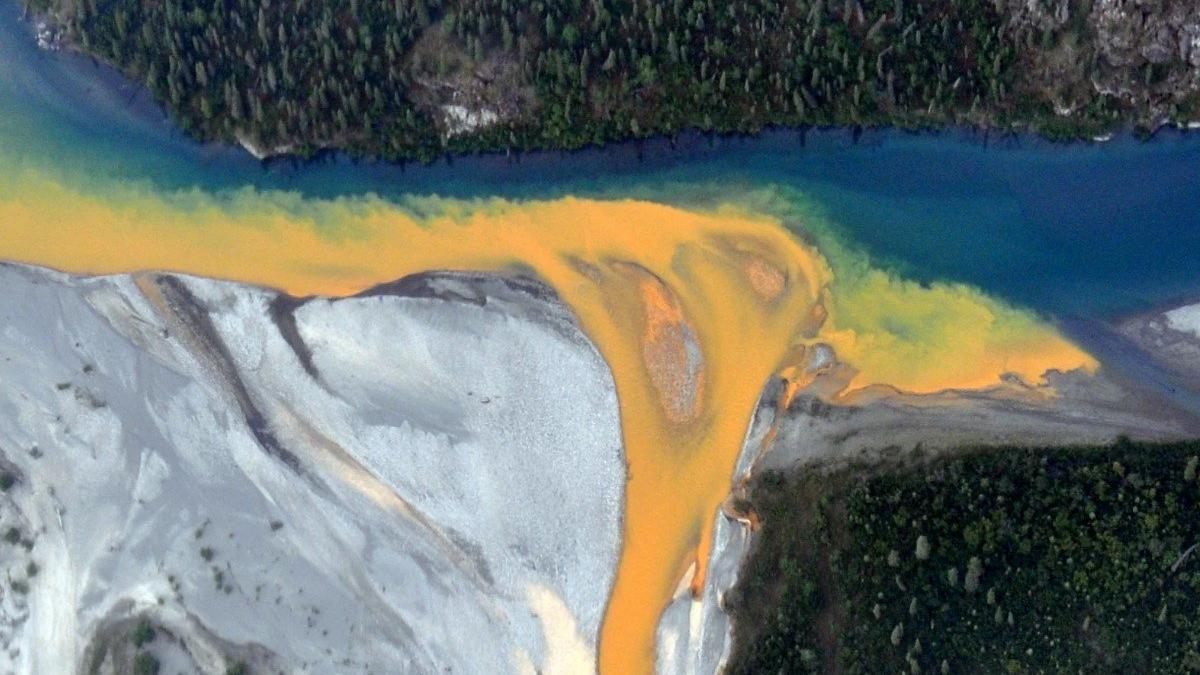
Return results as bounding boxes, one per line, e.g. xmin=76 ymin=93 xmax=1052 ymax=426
xmin=0 ymin=167 xmax=1097 ymax=674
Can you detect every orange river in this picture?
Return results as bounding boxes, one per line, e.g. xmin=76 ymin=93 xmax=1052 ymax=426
xmin=0 ymin=167 xmax=1095 ymax=673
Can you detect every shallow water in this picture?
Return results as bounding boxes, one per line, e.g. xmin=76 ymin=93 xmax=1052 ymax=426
xmin=1 ymin=4 xmax=1198 ymax=673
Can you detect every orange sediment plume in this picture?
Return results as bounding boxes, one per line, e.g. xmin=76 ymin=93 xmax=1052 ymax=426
xmin=0 ymin=166 xmax=1097 ymax=673
xmin=0 ymin=179 xmax=829 ymax=672
xmin=581 ymin=230 xmax=828 ymax=673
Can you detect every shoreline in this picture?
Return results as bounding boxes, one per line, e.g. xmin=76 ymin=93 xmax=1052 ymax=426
xmin=5 ymin=2 xmax=1200 ymax=671
xmin=7 ymin=256 xmax=1199 ymax=675
xmin=8 ymin=4 xmax=1200 ymax=173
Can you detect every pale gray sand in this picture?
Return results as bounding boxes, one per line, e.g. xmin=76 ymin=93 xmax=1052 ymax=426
xmin=0 ymin=264 xmax=622 ymax=674
xmin=1 ymin=261 xmax=1197 ymax=674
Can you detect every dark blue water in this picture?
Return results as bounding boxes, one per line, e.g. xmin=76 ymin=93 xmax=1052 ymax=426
xmin=2 ymin=1 xmax=1198 ymax=320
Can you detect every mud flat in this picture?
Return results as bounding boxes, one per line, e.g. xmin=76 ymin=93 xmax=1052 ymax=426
xmin=745 ymin=295 xmax=1200 ymax=480
xmin=757 ymin=370 xmax=1197 ymax=477
xmin=1116 ymin=300 xmax=1200 ymax=384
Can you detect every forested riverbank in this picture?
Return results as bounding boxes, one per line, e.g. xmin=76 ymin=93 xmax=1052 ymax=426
xmin=728 ymin=439 xmax=1200 ymax=673
xmin=20 ymin=0 xmax=1200 ymax=161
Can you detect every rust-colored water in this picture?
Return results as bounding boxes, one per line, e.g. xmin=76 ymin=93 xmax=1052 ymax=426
xmin=0 ymin=168 xmax=1095 ymax=673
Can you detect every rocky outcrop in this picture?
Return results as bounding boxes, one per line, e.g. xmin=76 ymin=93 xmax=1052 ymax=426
xmin=1004 ymin=0 xmax=1200 ymax=127
xmin=1091 ymin=0 xmax=1200 ymax=119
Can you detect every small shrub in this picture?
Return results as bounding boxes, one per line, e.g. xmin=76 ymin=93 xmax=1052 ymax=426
xmin=132 ymin=620 xmax=155 ymax=647
xmin=4 ymin=527 xmax=20 ymax=544
xmin=0 ymin=472 xmax=15 ymax=491
xmin=200 ymin=547 xmax=215 ymax=562
xmin=133 ymin=652 xmax=160 ymax=675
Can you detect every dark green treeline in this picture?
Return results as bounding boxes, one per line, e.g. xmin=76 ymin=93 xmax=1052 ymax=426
xmin=28 ymin=0 xmax=1137 ymax=161
xmin=728 ymin=439 xmax=1200 ymax=673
